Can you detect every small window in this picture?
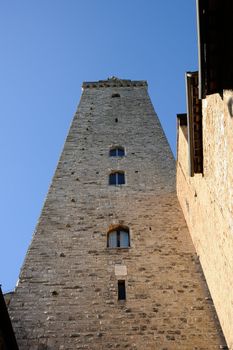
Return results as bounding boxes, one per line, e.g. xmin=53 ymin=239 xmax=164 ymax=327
xmin=109 ymin=147 xmax=125 ymax=157
xmin=112 ymin=93 xmax=120 ymax=98
xmin=109 ymin=171 xmax=125 ymax=185
xmin=118 ymin=280 xmax=126 ymax=300
xmin=107 ymin=228 xmax=130 ymax=248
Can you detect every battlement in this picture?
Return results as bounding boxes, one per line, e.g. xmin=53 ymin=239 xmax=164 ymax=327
xmin=82 ymin=76 xmax=148 ymax=89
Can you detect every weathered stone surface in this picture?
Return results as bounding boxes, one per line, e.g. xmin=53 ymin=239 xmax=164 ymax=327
xmin=9 ymin=79 xmax=226 ymax=349
xmin=177 ymin=90 xmax=233 ymax=349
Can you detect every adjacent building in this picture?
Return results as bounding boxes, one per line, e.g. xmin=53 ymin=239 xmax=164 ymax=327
xmin=0 ymin=286 xmax=18 ymax=350
xmin=177 ymin=1 xmax=233 ymax=348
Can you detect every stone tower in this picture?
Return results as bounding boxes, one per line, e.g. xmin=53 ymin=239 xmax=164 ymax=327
xmin=9 ymin=78 xmax=226 ymax=349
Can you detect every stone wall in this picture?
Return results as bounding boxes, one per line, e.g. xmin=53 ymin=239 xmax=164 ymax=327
xmin=9 ymin=79 xmax=226 ymax=349
xmin=177 ymin=90 xmax=233 ymax=349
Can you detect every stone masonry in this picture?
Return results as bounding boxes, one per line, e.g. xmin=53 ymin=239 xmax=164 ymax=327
xmin=9 ymin=78 xmax=226 ymax=349
xmin=177 ymin=90 xmax=233 ymax=349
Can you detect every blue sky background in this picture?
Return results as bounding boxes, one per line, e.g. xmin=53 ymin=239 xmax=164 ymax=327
xmin=0 ymin=0 xmax=197 ymax=292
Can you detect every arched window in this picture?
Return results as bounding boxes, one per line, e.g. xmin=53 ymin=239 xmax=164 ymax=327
xmin=107 ymin=227 xmax=130 ymax=248
xmin=109 ymin=171 xmax=125 ymax=185
xmin=109 ymin=147 xmax=125 ymax=157
xmin=111 ymin=93 xmax=120 ymax=98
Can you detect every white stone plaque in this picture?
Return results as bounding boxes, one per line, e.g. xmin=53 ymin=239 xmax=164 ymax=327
xmin=114 ymin=265 xmax=127 ymax=276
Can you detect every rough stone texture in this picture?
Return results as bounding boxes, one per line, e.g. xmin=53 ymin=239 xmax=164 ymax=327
xmin=177 ymin=90 xmax=233 ymax=349
xmin=9 ymin=79 xmax=226 ymax=349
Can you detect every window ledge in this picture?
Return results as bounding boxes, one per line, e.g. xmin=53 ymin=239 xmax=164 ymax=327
xmin=106 ymin=247 xmax=131 ymax=251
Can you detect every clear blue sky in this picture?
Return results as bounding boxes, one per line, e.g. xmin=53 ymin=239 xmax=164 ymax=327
xmin=0 ymin=1 xmax=197 ymax=292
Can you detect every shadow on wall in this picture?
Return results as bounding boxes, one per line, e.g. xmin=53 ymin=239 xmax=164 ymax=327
xmin=227 ymin=97 xmax=233 ymax=117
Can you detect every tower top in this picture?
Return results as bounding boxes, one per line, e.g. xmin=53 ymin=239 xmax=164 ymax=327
xmin=82 ymin=77 xmax=147 ymax=89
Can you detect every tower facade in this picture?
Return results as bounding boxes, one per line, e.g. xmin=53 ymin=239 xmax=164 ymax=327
xmin=9 ymin=78 xmax=226 ymax=349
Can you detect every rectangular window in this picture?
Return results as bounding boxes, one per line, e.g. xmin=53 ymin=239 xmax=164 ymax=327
xmin=186 ymin=71 xmax=203 ymax=176
xmin=120 ymin=230 xmax=129 ymax=248
xmin=109 ymin=149 xmax=117 ymax=157
xmin=108 ymin=231 xmax=117 ymax=247
xmin=109 ymin=172 xmax=125 ymax=185
xmin=117 ymin=172 xmax=125 ymax=185
xmin=117 ymin=148 xmax=125 ymax=157
xmin=108 ymin=230 xmax=130 ymax=248
xmin=118 ymin=280 xmax=126 ymax=300
xmin=109 ymin=173 xmax=116 ymax=185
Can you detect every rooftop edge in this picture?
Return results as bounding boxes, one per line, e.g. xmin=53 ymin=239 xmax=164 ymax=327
xmin=82 ymin=77 xmax=148 ymax=89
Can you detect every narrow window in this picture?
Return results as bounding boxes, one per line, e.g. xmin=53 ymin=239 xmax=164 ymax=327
xmin=112 ymin=93 xmax=120 ymax=98
xmin=118 ymin=280 xmax=126 ymax=300
xmin=109 ymin=171 xmax=125 ymax=185
xmin=107 ymin=228 xmax=130 ymax=248
xmin=186 ymin=72 xmax=203 ymax=176
xmin=109 ymin=147 xmax=125 ymax=157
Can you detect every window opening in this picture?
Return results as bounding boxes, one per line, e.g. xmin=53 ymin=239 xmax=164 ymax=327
xmin=186 ymin=71 xmax=203 ymax=176
xmin=107 ymin=228 xmax=130 ymax=248
xmin=118 ymin=280 xmax=126 ymax=300
xmin=115 ymin=118 xmax=118 ymax=123
xmin=112 ymin=93 xmax=120 ymax=98
xmin=109 ymin=147 xmax=125 ymax=157
xmin=109 ymin=171 xmax=125 ymax=185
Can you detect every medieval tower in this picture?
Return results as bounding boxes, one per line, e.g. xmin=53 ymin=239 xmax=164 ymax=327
xmin=8 ymin=78 xmax=226 ymax=349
